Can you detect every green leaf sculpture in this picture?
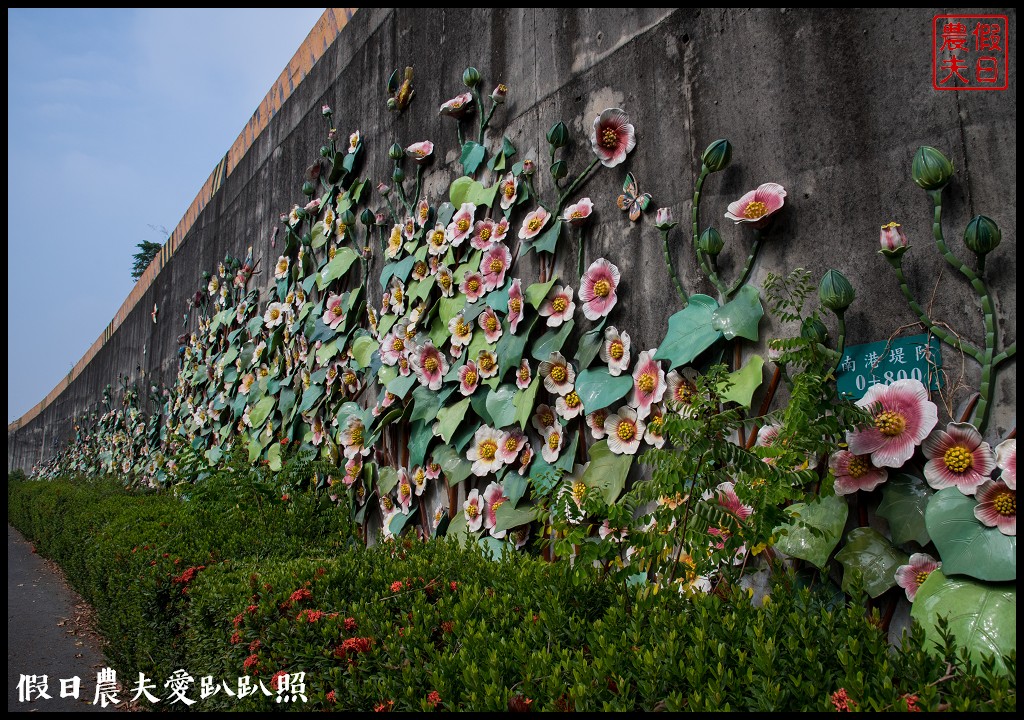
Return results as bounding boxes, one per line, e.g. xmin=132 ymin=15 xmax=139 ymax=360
xmin=835 ymin=527 xmax=908 ymax=598
xmin=774 ymin=492 xmax=848 ymax=569
xmin=911 ymin=569 xmax=1015 ymax=674
xmin=925 ymin=487 xmax=1016 ymax=581
xmin=876 ymin=473 xmax=933 ymax=546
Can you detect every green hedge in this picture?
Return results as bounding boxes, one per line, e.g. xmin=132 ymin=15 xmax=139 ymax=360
xmin=8 ymin=477 xmax=1015 ymax=712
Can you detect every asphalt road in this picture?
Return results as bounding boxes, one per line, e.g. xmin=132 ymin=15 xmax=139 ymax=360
xmin=8 ymin=524 xmax=116 ymax=712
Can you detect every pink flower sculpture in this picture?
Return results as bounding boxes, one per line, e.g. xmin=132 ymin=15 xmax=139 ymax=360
xmin=591 ymin=108 xmax=636 ymax=168
xmin=580 ymin=258 xmax=620 ymax=321
xmin=847 ymin=379 xmax=938 ymax=468
xmin=724 ymin=183 xmax=787 ymax=227
xmin=922 ymin=421 xmax=994 ymax=495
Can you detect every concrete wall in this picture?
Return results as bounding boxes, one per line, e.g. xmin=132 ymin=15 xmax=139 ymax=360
xmin=8 ymin=7 xmax=1016 ymax=471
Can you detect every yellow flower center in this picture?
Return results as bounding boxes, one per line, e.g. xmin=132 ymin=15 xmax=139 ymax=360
xmin=399 ymin=357 xmax=409 ymax=371
xmin=601 ymin=128 xmax=618 ymax=148
xmin=491 ymin=499 xmax=504 ymax=513
xmin=994 ymin=491 xmax=1015 ymax=517
xmin=743 ymin=201 xmax=768 ymax=220
xmin=429 ymin=463 xmax=440 ymax=474
xmin=419 ymin=207 xmax=429 ymax=222
xmin=392 ymin=338 xmax=405 ymax=352
xmin=329 ymin=247 xmax=337 ymax=259
xmin=540 ymin=411 xmax=554 ymax=426
xmin=344 ymin=372 xmax=357 ymax=385
xmin=874 ymin=411 xmax=906 ymax=437
xmin=547 ymin=432 xmax=560 ymax=450
xmin=571 ymin=210 xmax=584 ymax=220
xmin=550 ymin=366 xmax=567 ymax=383
xmin=552 ymin=297 xmax=568 ymax=313
xmin=467 ymin=279 xmax=480 ymax=293
xmin=572 ymin=481 xmax=587 ymax=503
xmin=277 ymin=260 xmax=288 ymax=273
xmin=463 ymin=370 xmax=477 ymax=386
xmin=528 ymin=217 xmax=542 ymax=232
xmin=415 ymin=469 xmax=425 ymax=484
xmin=479 ymin=355 xmax=495 ymax=372
xmin=489 ymin=258 xmax=503 ymax=273
xmin=393 ymin=289 xmax=403 ymax=303
xmin=431 ymin=230 xmax=445 ymax=246
xmin=509 ymin=298 xmax=521 ymax=313
xmin=942 ymin=446 xmax=973 ymax=473
xmin=649 ymin=416 xmax=663 ymax=434
xmin=414 ymin=261 xmax=427 ymax=276
xmin=505 ymin=437 xmax=519 ymax=452
xmin=351 ymin=427 xmax=363 ymax=446
xmin=591 ymin=411 xmax=606 ymax=427
xmin=456 ymin=321 xmax=470 ymax=337
xmin=593 ymin=280 xmax=611 ymax=298
xmin=406 ymin=325 xmax=417 ymax=340
xmin=381 ymin=496 xmax=393 ymax=511
xmin=332 ymin=305 xmax=343 ymax=317
xmin=609 ymin=340 xmax=624 ymax=360
xmin=847 ymin=455 xmax=870 ymax=479
xmin=676 ymin=382 xmax=694 ymax=403
xmin=424 ymin=356 xmax=439 ymax=373
xmin=637 ymin=373 xmax=655 ymax=394
xmin=259 ymin=367 xmax=269 ymax=377
xmin=465 ymin=503 xmax=478 ymax=519
xmin=440 ymin=274 xmax=452 ymax=290
xmin=270 ymin=308 xmax=281 ymax=321
xmin=504 ymin=184 xmax=515 ymax=198
xmin=479 ymin=440 xmax=497 ymax=461
xmin=457 ymin=218 xmax=470 ymax=232
xmin=616 ymin=420 xmax=635 ymax=441
xmin=566 ymin=392 xmax=580 ymax=408
xmin=481 ymin=227 xmax=492 ymax=242
xmin=485 ymin=316 xmax=499 ymax=332
xmin=400 ymin=481 xmax=411 ymax=498
xmin=518 ymin=366 xmax=530 ymax=381
xmin=915 ymin=570 xmax=930 ymax=586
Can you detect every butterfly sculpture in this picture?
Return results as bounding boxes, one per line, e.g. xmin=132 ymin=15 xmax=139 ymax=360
xmin=386 ymin=67 xmax=415 ymax=114
xmin=617 ymin=172 xmax=651 ymax=222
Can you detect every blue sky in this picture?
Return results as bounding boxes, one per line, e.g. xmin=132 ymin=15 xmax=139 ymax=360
xmin=7 ymin=8 xmax=326 ymax=422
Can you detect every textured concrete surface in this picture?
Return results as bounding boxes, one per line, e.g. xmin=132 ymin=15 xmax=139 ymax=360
xmin=7 ymin=525 xmax=116 ymax=712
xmin=8 ymin=8 xmax=1016 ymax=469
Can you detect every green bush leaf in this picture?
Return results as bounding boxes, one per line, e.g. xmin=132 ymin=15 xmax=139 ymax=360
xmin=711 ymin=285 xmax=763 ymax=341
xmin=835 ymin=527 xmax=908 ymax=598
xmin=774 ymin=492 xmax=848 ymax=569
xmin=876 ymin=473 xmax=933 ymax=546
xmin=926 ymin=487 xmax=1016 ymax=581
xmin=574 ymin=367 xmax=633 ymax=413
xmin=910 ymin=569 xmax=1015 ymax=674
xmin=653 ymin=295 xmax=722 ymax=369
xmin=581 ymin=440 xmax=632 ymax=504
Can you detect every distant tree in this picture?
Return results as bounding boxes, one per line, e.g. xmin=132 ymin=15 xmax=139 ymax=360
xmin=131 ymin=240 xmax=163 ymax=281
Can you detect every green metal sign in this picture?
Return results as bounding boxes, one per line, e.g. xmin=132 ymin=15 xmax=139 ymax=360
xmin=836 ymin=333 xmax=943 ymax=400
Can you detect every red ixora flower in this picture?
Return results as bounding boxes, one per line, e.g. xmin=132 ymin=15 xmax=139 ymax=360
xmin=831 ymin=688 xmax=855 ymax=712
xmin=326 ymin=690 xmax=337 ymax=704
xmin=591 ymin=108 xmax=636 ymax=167
xmin=427 ymin=690 xmax=442 ymax=708
xmin=243 ymin=654 xmax=259 ymax=671
xmin=289 ymin=588 xmax=312 ymax=604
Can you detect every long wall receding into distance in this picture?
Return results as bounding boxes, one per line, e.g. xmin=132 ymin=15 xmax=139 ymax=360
xmin=8 ymin=8 xmax=1016 ymax=470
